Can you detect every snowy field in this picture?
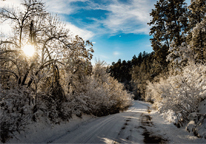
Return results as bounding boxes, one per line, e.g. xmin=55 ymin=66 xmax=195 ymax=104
xmin=8 ymin=101 xmax=206 ymax=143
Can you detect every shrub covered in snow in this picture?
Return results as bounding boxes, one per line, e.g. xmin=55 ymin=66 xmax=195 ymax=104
xmin=186 ymin=99 xmax=206 ymax=139
xmin=167 ymin=42 xmax=196 ymax=72
xmin=146 ymin=62 xmax=206 ymax=127
xmin=64 ymin=61 xmax=132 ymax=116
xmin=0 ymin=61 xmax=132 ymax=142
xmin=0 ymin=85 xmax=34 ymax=142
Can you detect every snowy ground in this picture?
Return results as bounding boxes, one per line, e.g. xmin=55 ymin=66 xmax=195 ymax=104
xmin=9 ymin=101 xmax=206 ymax=143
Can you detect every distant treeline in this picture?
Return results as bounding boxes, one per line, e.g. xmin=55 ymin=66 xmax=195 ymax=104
xmin=108 ymin=51 xmax=162 ymax=100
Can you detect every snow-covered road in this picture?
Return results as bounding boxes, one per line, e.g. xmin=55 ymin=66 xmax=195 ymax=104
xmin=50 ymin=101 xmax=206 ymax=144
xmin=9 ymin=100 xmax=206 ymax=143
xmin=51 ymin=101 xmax=150 ymax=143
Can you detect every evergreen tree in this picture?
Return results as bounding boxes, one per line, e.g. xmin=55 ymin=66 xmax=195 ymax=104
xmin=166 ymin=0 xmax=188 ymax=46
xmin=131 ymin=52 xmax=155 ymax=99
xmin=187 ymin=0 xmax=206 ymax=62
xmin=137 ymin=52 xmax=143 ymax=65
xmin=132 ymin=55 xmax=138 ymax=66
xmin=148 ymin=0 xmax=170 ymax=70
xmin=148 ymin=0 xmax=188 ymax=70
xmin=109 ymin=51 xmax=154 ymax=99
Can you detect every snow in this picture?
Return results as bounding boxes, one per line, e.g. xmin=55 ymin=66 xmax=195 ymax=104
xmin=199 ymin=99 xmax=206 ymax=114
xmin=193 ymin=99 xmax=206 ymax=138
xmin=161 ymin=110 xmax=178 ymax=123
xmin=186 ymin=120 xmax=196 ymax=133
xmin=8 ymin=114 xmax=95 ymax=143
xmin=8 ymin=101 xmax=206 ymax=143
xmin=150 ymin=110 xmax=206 ymax=143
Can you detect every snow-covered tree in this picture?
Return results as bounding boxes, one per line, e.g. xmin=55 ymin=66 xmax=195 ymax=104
xmin=146 ymin=62 xmax=206 ymax=126
xmin=0 ymin=0 xmax=93 ymax=100
xmin=63 ymin=60 xmax=132 ymax=116
xmin=0 ymin=0 xmax=94 ymax=141
xmin=166 ymin=41 xmax=196 ymax=72
xmin=187 ymin=0 xmax=206 ymax=62
xmin=148 ymin=0 xmax=188 ymax=73
xmin=0 ymin=1 xmax=132 ymax=142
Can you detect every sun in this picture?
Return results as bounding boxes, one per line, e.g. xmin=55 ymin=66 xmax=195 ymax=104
xmin=22 ymin=44 xmax=35 ymax=57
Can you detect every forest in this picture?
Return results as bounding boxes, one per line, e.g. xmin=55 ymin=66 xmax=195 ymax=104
xmin=0 ymin=0 xmax=206 ymax=142
xmin=109 ymin=0 xmax=206 ymax=138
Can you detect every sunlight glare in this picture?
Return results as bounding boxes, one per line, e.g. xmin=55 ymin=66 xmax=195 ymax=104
xmin=22 ymin=44 xmax=35 ymax=57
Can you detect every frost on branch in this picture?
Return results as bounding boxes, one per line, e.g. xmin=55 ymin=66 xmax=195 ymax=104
xmin=167 ymin=42 xmax=196 ymax=72
xmin=146 ymin=62 xmax=206 ymax=127
xmin=63 ymin=60 xmax=132 ymax=117
xmin=0 ymin=85 xmax=34 ymax=143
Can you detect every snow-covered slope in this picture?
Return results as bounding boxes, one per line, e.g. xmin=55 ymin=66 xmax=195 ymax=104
xmin=150 ymin=110 xmax=206 ymax=143
xmin=8 ymin=115 xmax=95 ymax=143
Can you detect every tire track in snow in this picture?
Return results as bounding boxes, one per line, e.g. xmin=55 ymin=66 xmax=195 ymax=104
xmin=51 ymin=114 xmax=118 ymax=143
xmin=48 ymin=101 xmax=150 ymax=143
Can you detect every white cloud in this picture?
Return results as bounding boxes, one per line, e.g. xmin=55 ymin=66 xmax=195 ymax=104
xmin=65 ymin=22 xmax=94 ymax=40
xmin=0 ymin=0 xmax=157 ymax=38
xmin=0 ymin=19 xmax=15 ymax=38
xmin=44 ymin=0 xmax=95 ymax=40
xmin=113 ymin=51 xmax=120 ymax=56
xmin=92 ymin=42 xmax=96 ymax=44
xmin=44 ymin=0 xmax=88 ymax=15
xmin=0 ymin=1 xmax=22 ymax=38
xmin=0 ymin=0 xmax=94 ymax=40
xmin=0 ymin=0 xmax=22 ymax=8
xmin=38 ymin=0 xmax=155 ymax=36
xmin=97 ymin=0 xmax=153 ymax=34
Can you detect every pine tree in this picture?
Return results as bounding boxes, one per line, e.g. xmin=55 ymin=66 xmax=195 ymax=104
xmin=132 ymin=55 xmax=138 ymax=66
xmin=148 ymin=0 xmax=170 ymax=70
xmin=148 ymin=0 xmax=188 ymax=70
xmin=187 ymin=0 xmax=206 ymax=62
xmin=166 ymin=0 xmax=188 ymax=46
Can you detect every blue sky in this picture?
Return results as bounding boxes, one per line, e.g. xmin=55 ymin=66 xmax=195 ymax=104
xmin=51 ymin=0 xmax=159 ymax=65
xmin=0 ymin=0 xmax=191 ymax=65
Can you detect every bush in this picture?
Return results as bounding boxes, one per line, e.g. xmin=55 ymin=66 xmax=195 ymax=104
xmin=64 ymin=61 xmax=132 ymax=117
xmin=146 ymin=62 xmax=206 ymax=126
xmin=0 ymin=85 xmax=34 ymax=142
xmin=0 ymin=61 xmax=132 ymax=142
